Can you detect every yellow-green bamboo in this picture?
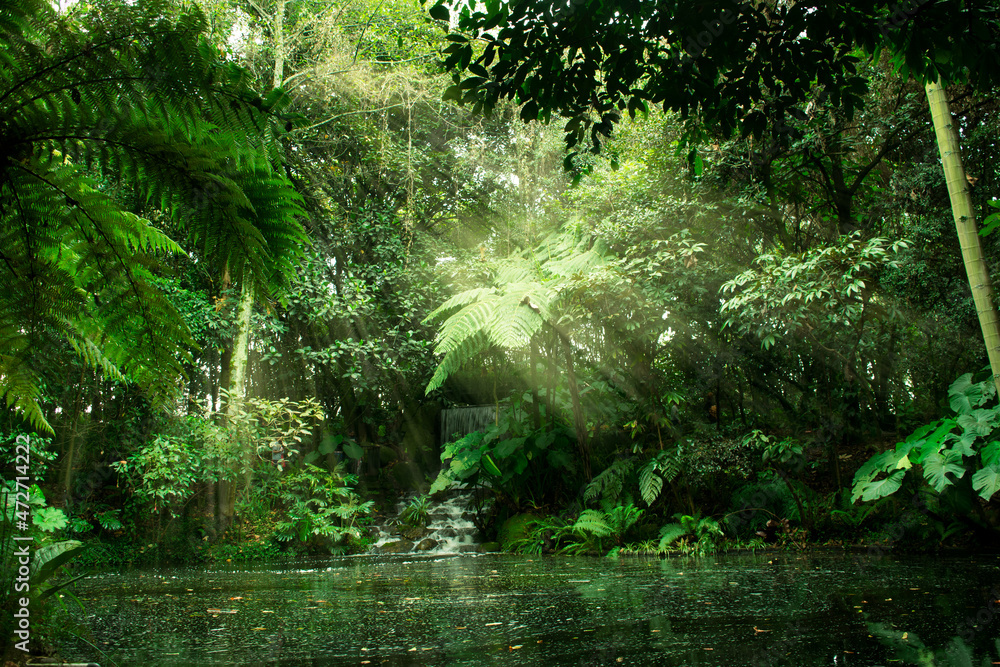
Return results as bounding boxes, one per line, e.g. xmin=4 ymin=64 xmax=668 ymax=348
xmin=926 ymin=78 xmax=1000 ymax=396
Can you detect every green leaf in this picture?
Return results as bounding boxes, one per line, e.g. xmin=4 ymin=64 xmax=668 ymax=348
xmin=657 ymin=523 xmax=687 ymax=550
xmin=922 ymin=449 xmax=966 ymax=492
xmin=972 ymin=464 xmax=1000 ymax=500
xmin=949 ymin=373 xmax=983 ymax=414
xmin=342 ymin=441 xmax=363 ymax=460
xmin=428 ymin=3 xmax=449 ymax=21
xmin=33 ymin=506 xmax=68 ymax=532
xmin=573 ymin=510 xmax=612 ymax=537
xmin=494 ymin=437 xmax=526 ymax=459
xmin=858 ymin=470 xmax=905 ymax=502
xmin=982 ymin=441 xmax=1000 ymax=467
xmin=957 ymin=408 xmax=997 ymax=437
xmin=639 ymin=463 xmax=663 ymax=506
xmin=32 ymin=540 xmax=85 ymax=586
xmin=480 ymin=453 xmax=502 ymax=477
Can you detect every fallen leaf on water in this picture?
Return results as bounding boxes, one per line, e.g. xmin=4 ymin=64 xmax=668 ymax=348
xmin=252 ymin=627 xmax=266 ymax=631
xmin=229 ymin=597 xmax=243 ymax=600
xmin=485 ymin=622 xmax=501 ymax=626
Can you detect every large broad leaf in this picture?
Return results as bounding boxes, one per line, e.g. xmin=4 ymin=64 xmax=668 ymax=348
xmin=957 ymin=408 xmax=998 ymax=437
xmin=852 ymin=450 xmax=898 ymax=487
xmin=949 ymin=373 xmax=983 ymax=415
xmin=910 ymin=419 xmax=958 ymax=464
xmin=982 ymin=441 xmax=1000 ymax=467
xmin=341 ymin=441 xmax=363 ymax=460
xmin=32 ymin=540 xmax=85 ymax=585
xmin=857 ymin=470 xmax=906 ymax=502
xmin=922 ymin=449 xmax=966 ymax=492
xmin=429 ymin=471 xmax=453 ymax=494
xmin=972 ymin=464 xmax=1000 ymax=500
xmin=947 ymin=431 xmax=978 ymax=458
xmin=480 ymin=453 xmax=502 ymax=477
xmin=493 ymin=436 xmax=526 ymax=459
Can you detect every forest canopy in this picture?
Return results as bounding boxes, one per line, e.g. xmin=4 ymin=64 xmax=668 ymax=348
xmin=3 ymin=0 xmax=1000 ymax=580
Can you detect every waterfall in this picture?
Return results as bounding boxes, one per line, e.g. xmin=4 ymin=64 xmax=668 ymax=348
xmin=440 ymin=405 xmax=496 ymax=445
xmin=371 ymin=491 xmax=481 ymax=555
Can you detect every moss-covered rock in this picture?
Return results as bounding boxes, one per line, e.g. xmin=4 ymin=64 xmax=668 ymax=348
xmin=497 ymin=513 xmax=539 ymax=551
xmin=378 ymin=539 xmax=413 ymax=554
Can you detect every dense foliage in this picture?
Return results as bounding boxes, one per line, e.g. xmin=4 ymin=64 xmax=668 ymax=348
xmin=4 ymin=1 xmax=1000 ymax=657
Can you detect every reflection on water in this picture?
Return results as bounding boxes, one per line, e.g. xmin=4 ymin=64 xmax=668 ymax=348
xmin=56 ymin=551 xmax=1000 ymax=666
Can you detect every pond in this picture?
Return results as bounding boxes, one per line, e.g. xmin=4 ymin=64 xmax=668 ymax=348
xmin=56 ymin=551 xmax=1000 ymax=666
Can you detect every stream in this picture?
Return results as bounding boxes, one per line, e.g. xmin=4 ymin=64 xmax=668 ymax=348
xmin=54 ymin=550 xmax=1000 ymax=666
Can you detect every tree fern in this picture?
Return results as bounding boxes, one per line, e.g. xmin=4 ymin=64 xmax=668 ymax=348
xmin=0 ymin=0 xmax=308 ymax=431
xmin=423 ymin=228 xmax=603 ymax=394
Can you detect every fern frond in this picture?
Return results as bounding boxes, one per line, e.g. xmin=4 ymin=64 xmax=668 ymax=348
xmin=494 ymin=259 xmax=537 ymax=284
xmin=584 ymin=458 xmax=633 ymax=503
xmin=573 ymin=509 xmax=612 ymax=537
xmin=433 ymin=299 xmax=498 ymax=357
xmin=425 ymin=331 xmax=489 ymax=394
xmin=0 ymin=0 xmax=306 ymax=424
xmin=658 ymin=523 xmax=687 ymax=551
xmin=638 ymin=462 xmax=664 ymax=506
xmin=485 ymin=293 xmax=546 ymax=349
xmin=424 ymin=287 xmax=498 ymax=323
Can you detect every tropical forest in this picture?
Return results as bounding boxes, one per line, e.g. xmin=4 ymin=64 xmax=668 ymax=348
xmin=3 ymin=0 xmax=1000 ymax=664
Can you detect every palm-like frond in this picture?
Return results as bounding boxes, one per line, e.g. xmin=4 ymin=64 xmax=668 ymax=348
xmin=424 ymin=228 xmax=604 ymax=394
xmin=0 ymin=0 xmax=307 ymax=431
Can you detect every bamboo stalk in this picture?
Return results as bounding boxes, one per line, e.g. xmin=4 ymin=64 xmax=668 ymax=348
xmin=925 ymin=78 xmax=1000 ymax=397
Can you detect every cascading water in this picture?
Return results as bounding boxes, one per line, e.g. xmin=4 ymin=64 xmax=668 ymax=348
xmin=371 ymin=491 xmax=481 ymax=555
xmin=439 ymin=405 xmax=496 ymax=446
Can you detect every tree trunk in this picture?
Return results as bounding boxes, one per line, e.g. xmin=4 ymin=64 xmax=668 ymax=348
xmin=925 ymin=79 xmax=1000 ymax=396
xmin=553 ymin=328 xmax=591 ymax=481
xmin=218 ymin=282 xmax=254 ymax=533
xmin=529 ymin=339 xmax=541 ymax=430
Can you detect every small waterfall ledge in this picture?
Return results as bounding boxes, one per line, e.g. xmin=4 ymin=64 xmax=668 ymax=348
xmin=439 ymin=405 xmax=496 ymax=446
xmin=370 ymin=491 xmax=480 ymax=555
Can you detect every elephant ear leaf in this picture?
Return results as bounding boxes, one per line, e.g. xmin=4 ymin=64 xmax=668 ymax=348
xmin=973 ymin=464 xmax=1000 ymax=500
xmin=922 ymin=449 xmax=966 ymax=492
xmin=342 ymin=441 xmax=363 ymax=460
xmin=949 ymin=374 xmax=985 ymax=414
xmin=859 ymin=470 xmax=906 ymax=502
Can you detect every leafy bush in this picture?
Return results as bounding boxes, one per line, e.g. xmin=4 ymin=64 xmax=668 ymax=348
xmin=399 ymin=495 xmax=431 ymax=528
xmin=273 ymin=463 xmax=373 ymax=551
xmin=852 ymin=374 xmax=1000 ymax=509
xmin=429 ymin=404 xmax=577 ymax=508
xmin=658 ymin=513 xmax=722 ymax=555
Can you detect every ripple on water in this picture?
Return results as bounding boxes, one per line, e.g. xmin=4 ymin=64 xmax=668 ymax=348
xmin=55 ymin=551 xmax=1000 ymax=666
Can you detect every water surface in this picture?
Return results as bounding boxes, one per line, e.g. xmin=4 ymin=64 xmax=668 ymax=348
xmin=57 ymin=551 xmax=1000 ymax=666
